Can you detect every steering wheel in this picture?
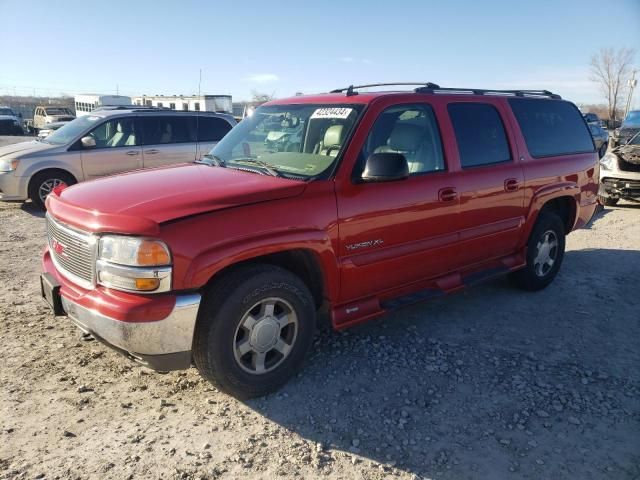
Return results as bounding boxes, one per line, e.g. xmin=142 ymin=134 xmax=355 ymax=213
xmin=325 ymin=145 xmax=341 ymax=157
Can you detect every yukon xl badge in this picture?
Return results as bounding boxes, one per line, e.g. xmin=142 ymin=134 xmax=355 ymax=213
xmin=346 ymin=239 xmax=384 ymax=251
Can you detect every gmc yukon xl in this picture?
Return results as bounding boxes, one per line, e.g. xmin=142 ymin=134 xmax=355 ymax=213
xmin=40 ymin=83 xmax=599 ymax=398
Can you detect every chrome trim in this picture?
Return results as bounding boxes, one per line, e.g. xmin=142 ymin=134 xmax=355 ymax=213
xmin=46 ymin=213 xmax=97 ymax=289
xmin=61 ymin=293 xmax=201 ymax=356
xmin=96 ymin=259 xmax=172 ymax=293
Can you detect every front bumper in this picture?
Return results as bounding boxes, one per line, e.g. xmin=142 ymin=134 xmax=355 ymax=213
xmin=0 ymin=171 xmax=28 ymax=201
xmin=42 ymin=249 xmax=201 ymax=371
xmin=600 ymin=174 xmax=640 ymax=200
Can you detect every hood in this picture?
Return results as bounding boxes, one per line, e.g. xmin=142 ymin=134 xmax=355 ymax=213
xmin=48 ymin=163 xmax=307 ymax=234
xmin=49 ymin=115 xmax=75 ymax=122
xmin=0 ymin=115 xmax=19 ymax=121
xmin=0 ymin=140 xmax=57 ymax=159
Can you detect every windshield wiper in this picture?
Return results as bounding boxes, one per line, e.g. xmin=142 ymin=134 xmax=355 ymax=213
xmin=230 ymin=158 xmax=282 ymax=177
xmin=197 ymin=153 xmax=226 ymax=167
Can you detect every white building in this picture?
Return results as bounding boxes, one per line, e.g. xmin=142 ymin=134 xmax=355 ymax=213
xmin=132 ymin=94 xmax=232 ymax=114
xmin=74 ymin=94 xmax=132 ymax=116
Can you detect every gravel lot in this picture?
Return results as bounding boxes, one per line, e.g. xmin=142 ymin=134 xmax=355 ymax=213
xmin=1 ymin=135 xmax=639 ymax=479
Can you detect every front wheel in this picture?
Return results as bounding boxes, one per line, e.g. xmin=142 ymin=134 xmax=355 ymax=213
xmin=193 ymin=264 xmax=316 ymax=399
xmin=598 ymin=194 xmax=619 ymax=207
xmin=509 ymin=212 xmax=566 ymax=291
xmin=28 ymin=170 xmax=76 ymax=210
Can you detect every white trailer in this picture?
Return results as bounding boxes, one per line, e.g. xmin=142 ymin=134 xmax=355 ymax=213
xmin=74 ymin=94 xmax=132 ymax=116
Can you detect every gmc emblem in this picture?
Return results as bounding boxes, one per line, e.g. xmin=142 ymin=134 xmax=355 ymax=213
xmin=51 ymin=238 xmax=66 ymax=257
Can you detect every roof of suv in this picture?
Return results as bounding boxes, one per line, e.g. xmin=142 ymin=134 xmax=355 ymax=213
xmin=268 ymin=82 xmax=563 ymax=106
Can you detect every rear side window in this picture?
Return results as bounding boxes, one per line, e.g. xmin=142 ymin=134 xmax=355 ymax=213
xmin=141 ymin=116 xmax=196 ymax=145
xmin=508 ymin=99 xmax=594 ymax=157
xmin=197 ymin=116 xmax=232 ymax=142
xmin=448 ymin=103 xmax=511 ymax=168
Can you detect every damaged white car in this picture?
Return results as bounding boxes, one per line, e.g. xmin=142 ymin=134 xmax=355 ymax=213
xmin=599 ymin=131 xmax=640 ymax=206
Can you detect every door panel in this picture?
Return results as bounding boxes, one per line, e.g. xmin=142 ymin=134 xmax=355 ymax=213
xmin=337 ymin=102 xmax=460 ymax=302
xmin=140 ymin=115 xmax=198 ymax=168
xmin=142 ymin=143 xmax=198 ymax=168
xmin=80 ymin=117 xmax=142 ymax=178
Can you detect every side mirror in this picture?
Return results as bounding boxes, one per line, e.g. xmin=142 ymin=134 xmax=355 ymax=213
xmin=361 ymin=153 xmax=409 ymax=182
xmin=80 ymin=136 xmax=96 ymax=148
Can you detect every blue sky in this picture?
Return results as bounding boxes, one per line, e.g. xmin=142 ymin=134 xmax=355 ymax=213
xmin=1 ymin=0 xmax=639 ymax=105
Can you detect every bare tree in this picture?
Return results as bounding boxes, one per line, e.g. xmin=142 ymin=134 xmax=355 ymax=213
xmin=589 ymin=48 xmax=635 ymax=125
xmin=251 ymin=90 xmax=276 ymax=104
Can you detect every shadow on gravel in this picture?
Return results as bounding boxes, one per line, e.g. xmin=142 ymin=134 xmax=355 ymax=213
xmin=20 ymin=201 xmax=45 ymax=218
xmin=247 ymin=248 xmax=640 ymax=479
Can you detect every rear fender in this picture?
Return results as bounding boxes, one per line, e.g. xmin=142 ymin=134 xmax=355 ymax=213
xmin=518 ymin=182 xmax=580 ymax=248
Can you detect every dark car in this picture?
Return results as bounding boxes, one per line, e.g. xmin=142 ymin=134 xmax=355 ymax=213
xmin=583 ymin=112 xmax=600 ymax=125
xmin=589 ymin=123 xmax=609 ymax=157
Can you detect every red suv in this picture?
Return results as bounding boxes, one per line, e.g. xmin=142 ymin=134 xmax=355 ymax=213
xmin=41 ymin=83 xmax=599 ymax=398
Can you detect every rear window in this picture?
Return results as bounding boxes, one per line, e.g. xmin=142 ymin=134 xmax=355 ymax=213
xmin=448 ymin=103 xmax=511 ymax=168
xmin=509 ymin=99 xmax=594 ymax=157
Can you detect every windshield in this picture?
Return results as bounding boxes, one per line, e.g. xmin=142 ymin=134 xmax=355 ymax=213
xmin=210 ymin=104 xmax=363 ymax=178
xmin=44 ymin=115 xmax=104 ymax=145
xmin=0 ymin=108 xmax=16 ymax=116
xmin=45 ymin=107 xmax=73 ymax=116
xmin=622 ymin=111 xmax=640 ymax=128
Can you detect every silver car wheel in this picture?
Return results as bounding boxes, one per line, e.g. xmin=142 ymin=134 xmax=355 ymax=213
xmin=38 ymin=178 xmax=66 ymax=204
xmin=233 ymin=297 xmax=298 ymax=375
xmin=533 ymin=230 xmax=558 ymax=277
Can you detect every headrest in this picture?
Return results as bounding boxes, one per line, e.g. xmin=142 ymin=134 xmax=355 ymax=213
xmin=323 ymin=125 xmax=344 ymax=146
xmin=389 ymin=123 xmax=423 ymax=151
xmin=116 ymin=122 xmax=124 ymax=133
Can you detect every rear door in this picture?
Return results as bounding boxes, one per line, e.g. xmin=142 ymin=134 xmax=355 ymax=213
xmin=445 ymin=100 xmax=525 ymax=266
xmin=195 ymin=116 xmax=234 ymax=159
xmin=79 ymin=116 xmax=143 ymax=179
xmin=139 ymin=115 xmax=198 ymax=168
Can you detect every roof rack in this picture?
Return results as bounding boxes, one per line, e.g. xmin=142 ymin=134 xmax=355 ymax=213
xmin=93 ymin=105 xmax=172 ymax=112
xmin=330 ymin=82 xmax=441 ymax=96
xmin=329 ymin=83 xmax=561 ymax=99
xmin=413 ymin=86 xmax=561 ymax=99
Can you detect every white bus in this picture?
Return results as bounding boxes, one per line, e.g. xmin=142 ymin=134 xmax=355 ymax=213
xmin=74 ymin=94 xmax=132 ymax=116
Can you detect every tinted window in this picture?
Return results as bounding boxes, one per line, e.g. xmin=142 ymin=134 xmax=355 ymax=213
xmin=359 ymin=103 xmax=445 ymax=175
xmin=509 ymin=99 xmax=594 ymax=157
xmin=448 ymin=103 xmax=511 ymax=167
xmin=141 ymin=116 xmax=196 ymax=145
xmin=197 ymin=116 xmax=232 ymax=142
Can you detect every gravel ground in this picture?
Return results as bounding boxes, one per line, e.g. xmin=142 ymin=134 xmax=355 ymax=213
xmin=1 ymin=135 xmax=639 ymax=479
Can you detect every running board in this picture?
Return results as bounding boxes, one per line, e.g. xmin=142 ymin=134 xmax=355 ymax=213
xmin=462 ymin=266 xmax=510 ymax=286
xmin=381 ymin=288 xmax=445 ymax=310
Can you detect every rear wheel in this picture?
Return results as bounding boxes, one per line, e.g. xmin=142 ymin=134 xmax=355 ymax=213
xmin=193 ymin=264 xmax=316 ymax=399
xmin=510 ymin=212 xmax=566 ymax=291
xmin=28 ymin=170 xmax=76 ymax=210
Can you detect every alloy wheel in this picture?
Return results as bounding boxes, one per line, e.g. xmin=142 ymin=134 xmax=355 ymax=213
xmin=533 ymin=230 xmax=558 ymax=277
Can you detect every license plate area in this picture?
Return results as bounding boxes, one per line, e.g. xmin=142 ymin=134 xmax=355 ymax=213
xmin=40 ymin=273 xmax=65 ymax=315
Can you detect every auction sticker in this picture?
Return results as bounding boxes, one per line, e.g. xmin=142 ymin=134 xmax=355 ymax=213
xmin=311 ymin=107 xmax=353 ymax=119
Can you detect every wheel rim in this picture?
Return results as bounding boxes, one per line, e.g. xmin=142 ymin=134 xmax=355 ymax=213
xmin=38 ymin=178 xmax=66 ymax=203
xmin=233 ymin=297 xmax=298 ymax=375
xmin=533 ymin=230 xmax=558 ymax=277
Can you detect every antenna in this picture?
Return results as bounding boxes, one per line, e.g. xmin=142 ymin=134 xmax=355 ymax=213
xmin=195 ymin=69 xmax=202 ymax=161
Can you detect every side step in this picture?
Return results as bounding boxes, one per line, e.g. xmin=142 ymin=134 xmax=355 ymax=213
xmin=381 ymin=288 xmax=444 ymax=310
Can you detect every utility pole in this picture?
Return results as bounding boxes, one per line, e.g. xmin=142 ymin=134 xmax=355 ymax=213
xmin=623 ymin=70 xmax=637 ymax=121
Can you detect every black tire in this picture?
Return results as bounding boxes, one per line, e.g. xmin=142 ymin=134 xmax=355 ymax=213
xmin=28 ymin=170 xmax=76 ymax=210
xmin=598 ymin=195 xmax=619 ymax=207
xmin=193 ymin=264 xmax=316 ymax=399
xmin=509 ymin=212 xmax=566 ymax=291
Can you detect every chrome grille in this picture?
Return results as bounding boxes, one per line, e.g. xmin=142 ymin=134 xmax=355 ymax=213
xmin=46 ymin=214 xmax=96 ymax=288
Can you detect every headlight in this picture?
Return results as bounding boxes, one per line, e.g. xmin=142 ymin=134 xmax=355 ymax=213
xmin=0 ymin=158 xmax=19 ymax=172
xmin=97 ymin=236 xmax=172 ymax=293
xmin=599 ymin=152 xmax=617 ymax=171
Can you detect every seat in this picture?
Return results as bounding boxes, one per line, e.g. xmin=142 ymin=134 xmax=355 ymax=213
xmin=374 ymin=123 xmax=426 ymax=172
xmin=160 ymin=122 xmax=172 ymax=144
xmin=105 ymin=121 xmax=136 ymax=148
xmin=316 ymin=125 xmax=344 ymax=156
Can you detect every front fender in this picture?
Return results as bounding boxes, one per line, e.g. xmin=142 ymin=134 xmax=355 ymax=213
xmin=518 ymin=182 xmax=580 ymax=248
xmin=185 ymin=228 xmax=340 ymax=302
xmin=19 ymin=156 xmax=83 ymax=184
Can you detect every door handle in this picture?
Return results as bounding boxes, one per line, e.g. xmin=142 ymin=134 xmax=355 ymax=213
xmin=126 ymin=150 xmax=139 ymax=156
xmin=504 ymin=178 xmax=520 ymax=192
xmin=438 ymin=187 xmax=458 ymax=202
xmin=145 ymin=149 xmax=159 ymax=155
